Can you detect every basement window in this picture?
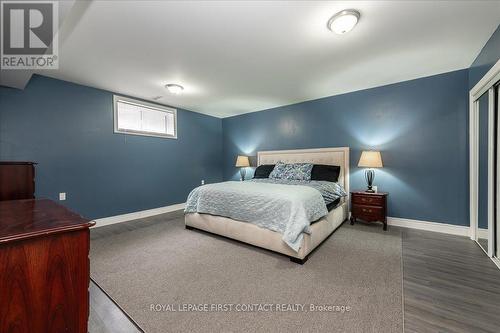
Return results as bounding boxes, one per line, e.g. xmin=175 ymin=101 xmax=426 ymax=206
xmin=113 ymin=95 xmax=177 ymax=139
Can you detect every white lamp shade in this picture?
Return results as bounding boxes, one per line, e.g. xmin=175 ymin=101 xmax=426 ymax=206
xmin=235 ymin=155 xmax=250 ymax=167
xmin=358 ymin=151 xmax=383 ymax=168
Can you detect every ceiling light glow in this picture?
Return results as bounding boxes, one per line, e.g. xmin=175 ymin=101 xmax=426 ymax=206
xmin=327 ymin=10 xmax=360 ymax=35
xmin=165 ymin=83 xmax=184 ymax=94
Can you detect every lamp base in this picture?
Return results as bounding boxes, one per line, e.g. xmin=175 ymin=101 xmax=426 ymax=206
xmin=364 ymin=169 xmax=375 ymax=193
xmin=239 ymin=168 xmax=246 ymax=181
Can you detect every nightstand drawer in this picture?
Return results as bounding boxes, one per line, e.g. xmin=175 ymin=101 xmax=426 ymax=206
xmin=352 ymin=194 xmax=384 ymax=206
xmin=352 ymin=204 xmax=384 ymax=218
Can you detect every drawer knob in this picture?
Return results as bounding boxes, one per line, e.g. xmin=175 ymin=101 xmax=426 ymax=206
xmin=362 ymin=208 xmax=372 ymax=213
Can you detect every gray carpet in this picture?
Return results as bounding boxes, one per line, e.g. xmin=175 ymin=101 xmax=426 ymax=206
xmin=90 ymin=213 xmax=403 ymax=333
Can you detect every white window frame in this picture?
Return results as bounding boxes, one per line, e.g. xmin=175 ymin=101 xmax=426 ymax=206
xmin=113 ymin=95 xmax=177 ymax=139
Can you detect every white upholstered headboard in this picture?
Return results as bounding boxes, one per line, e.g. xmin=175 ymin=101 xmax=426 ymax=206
xmin=257 ymin=147 xmax=350 ymax=196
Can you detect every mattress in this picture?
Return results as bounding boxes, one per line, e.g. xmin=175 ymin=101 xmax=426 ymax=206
xmin=326 ymin=198 xmax=341 ymax=212
xmin=248 ymin=178 xmax=346 ymax=205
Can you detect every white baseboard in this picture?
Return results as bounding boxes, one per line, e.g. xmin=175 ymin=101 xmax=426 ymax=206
xmin=387 ymin=216 xmax=470 ymax=236
xmin=477 ymin=228 xmax=489 ymax=239
xmin=92 ymin=203 xmax=185 ymax=228
xmin=491 ymin=257 xmax=500 ymax=270
xmin=93 ymin=207 xmax=485 ymax=239
xmin=387 ymin=216 xmax=490 ymax=239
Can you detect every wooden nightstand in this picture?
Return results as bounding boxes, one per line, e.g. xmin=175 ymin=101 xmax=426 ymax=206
xmin=350 ymin=191 xmax=388 ymax=230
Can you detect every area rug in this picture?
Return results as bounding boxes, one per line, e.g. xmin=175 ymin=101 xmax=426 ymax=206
xmin=90 ymin=213 xmax=403 ymax=333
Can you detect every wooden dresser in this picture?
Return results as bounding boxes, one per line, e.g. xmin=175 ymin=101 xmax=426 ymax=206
xmin=0 ymin=199 xmax=95 ymax=333
xmin=0 ymin=162 xmax=36 ymax=201
xmin=350 ymin=191 xmax=388 ymax=230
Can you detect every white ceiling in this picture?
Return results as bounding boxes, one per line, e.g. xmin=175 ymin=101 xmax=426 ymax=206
xmin=35 ymin=0 xmax=500 ymax=118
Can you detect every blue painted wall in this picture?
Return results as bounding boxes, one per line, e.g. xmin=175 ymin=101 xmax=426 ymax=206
xmin=222 ymin=70 xmax=469 ymax=225
xmin=1 ymin=27 xmax=498 ymax=226
xmin=0 ymin=75 xmax=223 ymax=219
xmin=469 ymin=24 xmax=500 ymax=89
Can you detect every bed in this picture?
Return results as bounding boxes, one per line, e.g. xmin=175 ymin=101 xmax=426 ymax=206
xmin=184 ymin=147 xmax=350 ymax=264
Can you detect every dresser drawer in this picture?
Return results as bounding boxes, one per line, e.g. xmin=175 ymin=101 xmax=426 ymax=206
xmin=352 ymin=204 xmax=384 ymax=219
xmin=352 ymin=194 xmax=384 ymax=206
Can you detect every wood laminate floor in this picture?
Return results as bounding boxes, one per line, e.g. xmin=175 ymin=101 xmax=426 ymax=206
xmin=89 ymin=215 xmax=500 ymax=333
xmin=89 ymin=280 xmax=143 ymax=333
xmin=403 ymin=228 xmax=500 ymax=333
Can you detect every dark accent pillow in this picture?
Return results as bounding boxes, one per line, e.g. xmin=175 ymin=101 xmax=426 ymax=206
xmin=311 ymin=164 xmax=341 ymax=182
xmin=253 ymin=164 xmax=275 ymax=179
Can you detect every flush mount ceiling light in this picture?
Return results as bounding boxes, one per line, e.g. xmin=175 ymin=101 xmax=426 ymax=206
xmin=165 ymin=83 xmax=184 ymax=94
xmin=327 ymin=9 xmax=360 ymax=34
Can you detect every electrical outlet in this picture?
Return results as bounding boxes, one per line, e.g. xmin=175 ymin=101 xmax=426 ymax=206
xmin=59 ymin=192 xmax=66 ymax=201
xmin=201 ymin=180 xmax=205 ymax=185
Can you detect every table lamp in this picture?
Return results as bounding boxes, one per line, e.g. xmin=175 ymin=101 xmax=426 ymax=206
xmin=235 ymin=155 xmax=250 ymax=181
xmin=358 ymin=151 xmax=383 ymax=192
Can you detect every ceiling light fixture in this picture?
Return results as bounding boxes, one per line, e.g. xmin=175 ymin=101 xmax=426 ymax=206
xmin=327 ymin=9 xmax=360 ymax=35
xmin=165 ymin=83 xmax=184 ymax=94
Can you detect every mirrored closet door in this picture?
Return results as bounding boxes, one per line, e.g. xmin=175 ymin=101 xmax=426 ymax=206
xmin=497 ymin=83 xmax=500 ymax=259
xmin=470 ymin=60 xmax=499 ymax=264
xmin=477 ymin=91 xmax=491 ymax=254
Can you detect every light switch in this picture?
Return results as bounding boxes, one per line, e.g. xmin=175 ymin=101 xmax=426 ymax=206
xmin=59 ymin=192 xmax=66 ymax=201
